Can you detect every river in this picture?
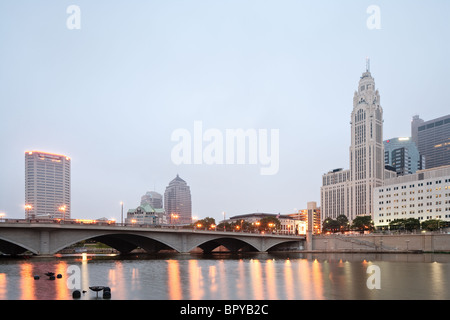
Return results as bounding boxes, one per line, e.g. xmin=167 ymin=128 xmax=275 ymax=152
xmin=0 ymin=252 xmax=449 ymax=300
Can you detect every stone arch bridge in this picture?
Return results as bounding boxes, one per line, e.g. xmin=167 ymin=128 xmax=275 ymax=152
xmin=0 ymin=222 xmax=305 ymax=256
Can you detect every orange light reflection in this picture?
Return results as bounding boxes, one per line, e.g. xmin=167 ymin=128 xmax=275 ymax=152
xmin=167 ymin=260 xmax=182 ymax=299
xmin=20 ymin=263 xmax=35 ymax=300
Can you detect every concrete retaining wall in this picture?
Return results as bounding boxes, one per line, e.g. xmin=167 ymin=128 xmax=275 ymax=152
xmin=311 ymin=233 xmax=450 ymax=252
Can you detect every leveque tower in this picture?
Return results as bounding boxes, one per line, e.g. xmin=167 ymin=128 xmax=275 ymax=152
xmin=321 ymin=63 xmax=390 ymax=221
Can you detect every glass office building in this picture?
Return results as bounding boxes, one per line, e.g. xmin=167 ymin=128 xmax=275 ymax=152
xmin=384 ymin=137 xmax=425 ymax=176
xmin=411 ymin=114 xmax=450 ymax=169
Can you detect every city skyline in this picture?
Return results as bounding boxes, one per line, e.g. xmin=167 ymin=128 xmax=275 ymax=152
xmin=1 ymin=1 xmax=450 ymax=223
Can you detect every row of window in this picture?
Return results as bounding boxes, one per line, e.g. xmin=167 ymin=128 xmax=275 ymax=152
xmin=378 ymin=207 xmax=450 ymax=216
xmin=378 ymin=194 xmax=450 ymax=204
xmin=379 ymin=179 xmax=450 ymax=193
xmin=378 ymin=214 xmax=450 ymax=224
xmin=379 ymin=187 xmax=450 ymax=198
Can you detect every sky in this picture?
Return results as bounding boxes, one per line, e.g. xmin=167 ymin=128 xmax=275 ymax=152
xmin=0 ymin=0 xmax=449 ymax=223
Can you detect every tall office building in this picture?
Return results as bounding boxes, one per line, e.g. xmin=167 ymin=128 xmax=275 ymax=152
xmin=141 ymin=191 xmax=163 ymax=209
xmin=164 ymin=174 xmax=192 ymax=224
xmin=25 ymin=151 xmax=71 ymax=219
xmin=411 ymin=114 xmax=450 ymax=169
xmin=350 ymin=67 xmax=384 ymax=217
xmin=321 ymin=63 xmax=385 ymax=221
xmin=384 ymin=137 xmax=425 ymax=176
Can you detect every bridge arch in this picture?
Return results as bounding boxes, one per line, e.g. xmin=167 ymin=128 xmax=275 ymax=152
xmin=51 ymin=232 xmax=182 ymax=254
xmin=190 ymin=237 xmax=260 ymax=253
xmin=0 ymin=237 xmax=37 ymax=255
xmin=265 ymin=240 xmax=304 ymax=252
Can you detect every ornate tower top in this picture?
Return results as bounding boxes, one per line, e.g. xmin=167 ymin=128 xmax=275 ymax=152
xmin=354 ymin=60 xmax=380 ymax=109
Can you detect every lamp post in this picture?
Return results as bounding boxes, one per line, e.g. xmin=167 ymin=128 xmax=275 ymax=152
xmin=222 ymin=211 xmax=226 ymax=231
xmin=120 ymin=202 xmax=124 ymax=225
xmin=58 ymin=205 xmax=66 ymax=222
xmin=171 ymin=213 xmax=179 ymax=226
xmin=25 ymin=205 xmax=32 ymax=221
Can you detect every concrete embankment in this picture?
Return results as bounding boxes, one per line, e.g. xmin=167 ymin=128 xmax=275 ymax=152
xmin=309 ymin=233 xmax=450 ymax=253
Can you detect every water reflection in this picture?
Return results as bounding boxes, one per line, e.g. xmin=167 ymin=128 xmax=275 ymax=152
xmin=20 ymin=263 xmax=35 ymax=300
xmin=250 ymin=259 xmax=263 ymax=299
xmin=265 ymin=259 xmax=278 ymax=300
xmin=0 ymin=273 xmax=6 ymax=300
xmin=0 ymin=253 xmax=449 ymax=300
xmin=167 ymin=260 xmax=182 ymax=300
xmin=188 ymin=260 xmax=203 ymax=299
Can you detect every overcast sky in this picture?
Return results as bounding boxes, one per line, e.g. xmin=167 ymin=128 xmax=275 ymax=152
xmin=1 ymin=1 xmax=449 ymax=222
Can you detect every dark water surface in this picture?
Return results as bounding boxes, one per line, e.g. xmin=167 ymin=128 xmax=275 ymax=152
xmin=0 ymin=252 xmax=449 ymax=300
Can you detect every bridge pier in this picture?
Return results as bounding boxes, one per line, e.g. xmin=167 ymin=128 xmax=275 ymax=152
xmin=306 ymin=231 xmax=313 ymax=251
xmin=39 ymin=230 xmax=50 ymax=255
xmin=180 ymin=234 xmax=189 ymax=253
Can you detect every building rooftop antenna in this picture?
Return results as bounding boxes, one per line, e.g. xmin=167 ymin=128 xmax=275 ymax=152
xmin=366 ymin=57 xmax=370 ymax=72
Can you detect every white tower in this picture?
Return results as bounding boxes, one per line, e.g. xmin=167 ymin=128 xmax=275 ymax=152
xmin=349 ymin=61 xmax=384 ymax=219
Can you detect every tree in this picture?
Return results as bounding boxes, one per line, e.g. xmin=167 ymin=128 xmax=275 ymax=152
xmin=389 ymin=219 xmax=405 ymax=231
xmin=336 ymin=215 xmax=350 ymax=233
xmin=421 ymin=219 xmax=448 ymax=231
xmin=351 ymin=216 xmax=373 ymax=233
xmin=322 ymin=218 xmax=340 ymax=233
xmin=194 ymin=217 xmax=216 ymax=230
xmin=404 ymin=218 xmax=420 ymax=231
xmin=259 ymin=216 xmax=281 ymax=233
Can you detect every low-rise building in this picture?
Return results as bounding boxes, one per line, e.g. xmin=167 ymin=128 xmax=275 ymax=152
xmin=374 ymin=165 xmax=450 ymax=229
xmin=287 ymin=201 xmax=321 ymax=234
xmin=126 ymin=204 xmax=166 ymax=225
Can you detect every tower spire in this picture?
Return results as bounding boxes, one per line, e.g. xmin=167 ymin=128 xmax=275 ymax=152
xmin=366 ymin=57 xmax=370 ymax=72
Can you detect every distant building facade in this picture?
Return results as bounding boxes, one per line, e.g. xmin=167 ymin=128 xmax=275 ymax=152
xmin=373 ymin=165 xmax=450 ymax=229
xmin=411 ymin=114 xmax=450 ymax=169
xmin=164 ymin=175 xmax=192 ymax=224
xmin=141 ymin=191 xmax=163 ymax=209
xmin=384 ymin=137 xmax=425 ymax=176
xmin=288 ymin=201 xmax=321 ymax=234
xmin=25 ymin=151 xmax=71 ymax=220
xmin=126 ymin=204 xmax=166 ymax=225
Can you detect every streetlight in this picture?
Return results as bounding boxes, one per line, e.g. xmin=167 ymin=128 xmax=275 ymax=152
xmin=255 ymin=221 xmax=261 ymax=234
xmin=25 ymin=204 xmax=32 ymax=220
xmin=120 ymin=202 xmax=124 ymax=225
xmin=58 ymin=205 xmax=66 ymax=221
xmin=222 ymin=211 xmax=226 ymax=231
xmin=171 ymin=213 xmax=179 ymax=225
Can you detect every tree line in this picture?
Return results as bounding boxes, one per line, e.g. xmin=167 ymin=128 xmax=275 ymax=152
xmin=323 ymin=215 xmax=449 ymax=233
